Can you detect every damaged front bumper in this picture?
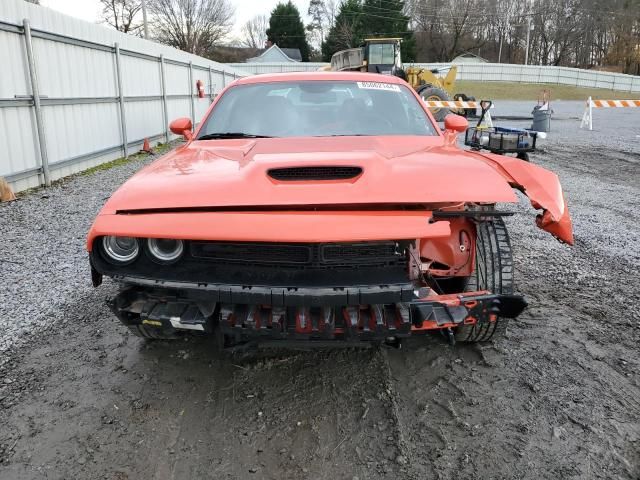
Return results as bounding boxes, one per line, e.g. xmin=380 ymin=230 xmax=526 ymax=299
xmin=109 ymin=283 xmax=527 ymax=346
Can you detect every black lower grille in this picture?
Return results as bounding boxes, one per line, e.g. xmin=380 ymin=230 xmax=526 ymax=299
xmin=190 ymin=241 xmax=404 ymax=268
xmin=191 ymin=242 xmax=311 ymax=264
xmin=321 ymin=243 xmax=399 ymax=264
xmin=93 ymin=239 xmax=411 ymax=289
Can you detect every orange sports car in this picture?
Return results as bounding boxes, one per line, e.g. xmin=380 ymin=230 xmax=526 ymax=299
xmin=87 ymin=72 xmax=573 ymax=348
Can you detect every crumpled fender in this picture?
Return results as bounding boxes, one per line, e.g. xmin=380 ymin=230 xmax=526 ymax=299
xmin=474 ymin=152 xmax=574 ymax=245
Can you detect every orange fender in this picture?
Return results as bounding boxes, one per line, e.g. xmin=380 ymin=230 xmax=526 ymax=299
xmin=474 ymin=152 xmax=574 ymax=245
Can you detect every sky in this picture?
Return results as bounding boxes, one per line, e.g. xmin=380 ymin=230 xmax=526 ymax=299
xmin=39 ymin=0 xmax=312 ymax=42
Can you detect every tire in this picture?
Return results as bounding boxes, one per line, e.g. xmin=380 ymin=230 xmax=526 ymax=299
xmin=453 ymin=93 xmax=468 ymax=117
xmin=466 ymin=96 xmax=478 ymax=118
xmin=454 ymin=217 xmax=514 ymax=343
xmin=417 ymin=86 xmax=451 ymax=122
xmin=126 ymin=323 xmax=180 ymax=340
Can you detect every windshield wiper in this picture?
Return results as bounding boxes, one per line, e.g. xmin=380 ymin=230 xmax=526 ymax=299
xmin=197 ymin=132 xmax=274 ymax=140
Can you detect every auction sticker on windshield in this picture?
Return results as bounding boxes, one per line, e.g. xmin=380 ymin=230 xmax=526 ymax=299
xmin=356 ymin=82 xmax=401 ymax=92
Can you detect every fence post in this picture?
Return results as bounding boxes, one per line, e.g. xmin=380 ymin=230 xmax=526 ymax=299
xmin=222 ymin=71 xmax=227 ymax=88
xmin=114 ymin=43 xmax=128 ymax=159
xmin=22 ymin=19 xmax=50 ymax=187
xmin=208 ymin=66 xmax=214 ymax=103
xmin=188 ymin=61 xmax=194 ymax=125
xmin=159 ymin=54 xmax=169 ymax=143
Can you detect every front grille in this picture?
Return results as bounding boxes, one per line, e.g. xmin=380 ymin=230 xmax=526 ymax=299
xmin=267 ymin=166 xmax=362 ymax=181
xmin=93 ymin=238 xmax=412 ymax=289
xmin=190 ymin=241 xmax=404 ymax=268
xmin=191 ymin=242 xmax=312 ymax=264
xmin=320 ymin=243 xmax=399 ymax=264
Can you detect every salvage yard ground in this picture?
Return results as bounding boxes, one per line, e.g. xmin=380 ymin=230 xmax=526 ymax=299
xmin=456 ymin=80 xmax=640 ymax=100
xmin=0 ymin=103 xmax=638 ymax=479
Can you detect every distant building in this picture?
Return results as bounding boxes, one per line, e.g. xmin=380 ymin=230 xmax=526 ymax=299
xmin=247 ymin=44 xmax=302 ymax=63
xmin=452 ymin=52 xmax=489 ymax=64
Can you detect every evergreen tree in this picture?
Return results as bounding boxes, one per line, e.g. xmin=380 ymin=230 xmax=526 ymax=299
xmin=361 ymin=0 xmax=415 ymax=62
xmin=321 ymin=0 xmax=364 ymax=61
xmin=266 ymin=1 xmax=311 ymax=61
xmin=321 ymin=0 xmax=415 ymax=62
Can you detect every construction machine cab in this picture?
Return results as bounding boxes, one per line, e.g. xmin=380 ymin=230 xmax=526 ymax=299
xmin=329 ymin=37 xmax=474 ymax=121
xmin=362 ymin=38 xmax=403 ymax=76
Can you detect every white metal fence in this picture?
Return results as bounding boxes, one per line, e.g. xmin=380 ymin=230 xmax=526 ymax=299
xmin=0 ymin=0 xmax=246 ymax=193
xmin=229 ymin=62 xmax=640 ymax=92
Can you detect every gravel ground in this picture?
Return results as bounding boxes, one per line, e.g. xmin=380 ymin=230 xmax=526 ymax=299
xmin=0 ymin=150 xmax=170 ymax=359
xmin=0 ymin=109 xmax=638 ymax=479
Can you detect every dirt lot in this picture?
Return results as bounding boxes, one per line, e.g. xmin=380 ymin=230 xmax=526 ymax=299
xmin=0 ymin=110 xmax=638 ymax=479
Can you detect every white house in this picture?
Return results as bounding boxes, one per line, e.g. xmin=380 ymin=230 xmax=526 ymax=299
xmin=247 ymin=44 xmax=302 ymax=63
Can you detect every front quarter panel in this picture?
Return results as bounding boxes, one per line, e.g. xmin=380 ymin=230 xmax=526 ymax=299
xmin=475 ymin=152 xmax=574 ymax=245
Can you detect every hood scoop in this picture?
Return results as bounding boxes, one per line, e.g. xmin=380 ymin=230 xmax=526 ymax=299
xmin=267 ymin=166 xmax=363 ymax=181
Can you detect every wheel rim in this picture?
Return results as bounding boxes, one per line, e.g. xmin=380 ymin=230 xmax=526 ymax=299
xmin=423 ymin=93 xmax=444 ymax=114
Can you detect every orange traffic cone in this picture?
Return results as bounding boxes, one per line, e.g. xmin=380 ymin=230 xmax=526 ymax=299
xmin=141 ymin=138 xmax=154 ymax=154
xmin=0 ymin=177 xmax=16 ymax=202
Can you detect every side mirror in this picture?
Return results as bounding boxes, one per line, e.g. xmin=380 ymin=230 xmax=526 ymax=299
xmin=169 ymin=117 xmax=193 ymax=140
xmin=443 ymin=114 xmax=468 ymax=133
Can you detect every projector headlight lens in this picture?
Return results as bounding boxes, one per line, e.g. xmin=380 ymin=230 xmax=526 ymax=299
xmin=102 ymin=236 xmax=139 ymax=264
xmin=147 ymin=238 xmax=184 ymax=264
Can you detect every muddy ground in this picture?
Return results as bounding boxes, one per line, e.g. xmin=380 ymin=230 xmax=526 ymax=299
xmin=0 ymin=114 xmax=638 ymax=479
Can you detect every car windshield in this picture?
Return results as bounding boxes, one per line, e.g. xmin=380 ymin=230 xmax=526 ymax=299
xmin=197 ymin=80 xmax=438 ymax=139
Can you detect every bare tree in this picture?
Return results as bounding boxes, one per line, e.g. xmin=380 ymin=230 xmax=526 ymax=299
xmin=100 ymin=0 xmax=143 ymax=34
xmin=241 ymin=15 xmax=268 ymax=49
xmin=149 ymin=0 xmax=234 ymax=56
xmin=308 ymin=0 xmax=338 ymax=45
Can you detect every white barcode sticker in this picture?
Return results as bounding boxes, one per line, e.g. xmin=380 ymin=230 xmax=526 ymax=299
xmin=356 ymin=81 xmax=401 ymax=92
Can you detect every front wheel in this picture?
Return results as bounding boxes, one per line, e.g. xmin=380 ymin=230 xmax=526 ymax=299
xmin=417 ymin=85 xmax=451 ymax=122
xmin=454 ymin=218 xmax=515 ymax=343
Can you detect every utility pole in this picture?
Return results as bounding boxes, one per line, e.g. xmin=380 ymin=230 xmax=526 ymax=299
xmin=141 ymin=0 xmax=149 ymax=39
xmin=498 ymin=33 xmax=503 ymax=63
xmin=524 ymin=16 xmax=532 ymax=65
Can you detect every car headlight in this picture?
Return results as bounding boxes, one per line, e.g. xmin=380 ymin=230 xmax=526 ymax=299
xmin=102 ymin=236 xmax=139 ymax=264
xmin=147 ymin=238 xmax=184 ymax=264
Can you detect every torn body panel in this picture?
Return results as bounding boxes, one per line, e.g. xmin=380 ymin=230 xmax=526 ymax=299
xmin=474 ymin=151 xmax=574 ymax=245
xmin=108 ymin=285 xmax=527 ymax=344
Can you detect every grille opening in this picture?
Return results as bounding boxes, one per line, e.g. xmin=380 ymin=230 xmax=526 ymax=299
xmin=191 ymin=242 xmax=312 ymax=265
xmin=267 ymin=166 xmax=362 ymax=181
xmin=190 ymin=241 xmax=405 ymax=268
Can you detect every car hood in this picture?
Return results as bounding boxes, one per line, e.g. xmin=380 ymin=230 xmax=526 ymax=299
xmin=101 ymin=136 xmax=517 ymax=213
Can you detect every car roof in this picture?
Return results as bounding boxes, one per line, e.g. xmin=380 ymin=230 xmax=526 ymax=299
xmin=234 ymin=71 xmax=408 ymax=86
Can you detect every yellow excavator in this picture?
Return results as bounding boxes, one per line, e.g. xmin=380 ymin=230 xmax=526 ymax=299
xmin=328 ymin=38 xmax=475 ymax=120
